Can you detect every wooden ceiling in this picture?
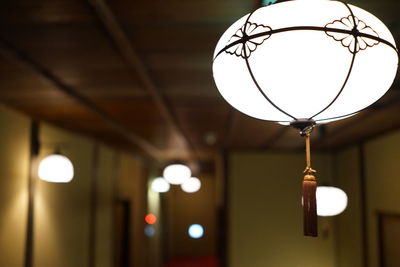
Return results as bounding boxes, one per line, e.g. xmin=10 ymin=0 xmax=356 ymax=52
xmin=0 ymin=0 xmax=399 ymax=167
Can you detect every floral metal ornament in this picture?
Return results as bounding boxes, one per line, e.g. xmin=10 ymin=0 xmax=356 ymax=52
xmin=225 ymin=22 xmax=272 ymax=59
xmin=325 ymin=15 xmax=380 ymax=53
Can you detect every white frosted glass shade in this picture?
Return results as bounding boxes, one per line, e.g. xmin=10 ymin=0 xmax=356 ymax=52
xmin=316 ymin=186 xmax=348 ymax=216
xmin=151 ymin=177 xmax=170 ymax=193
xmin=163 ymin=164 xmax=191 ymax=185
xmin=213 ymin=0 xmax=398 ymax=123
xmin=38 ymin=154 xmax=74 ymax=183
xmin=181 ymin=177 xmax=201 ymax=193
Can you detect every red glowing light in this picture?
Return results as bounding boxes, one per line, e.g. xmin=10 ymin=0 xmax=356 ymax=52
xmin=145 ymin=214 xmax=157 ymax=225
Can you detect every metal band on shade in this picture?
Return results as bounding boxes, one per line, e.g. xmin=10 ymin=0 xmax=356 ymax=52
xmin=213 ymin=0 xmax=398 ymax=123
xmin=242 ymin=11 xmax=297 ymax=120
xmin=214 ymin=26 xmax=396 ymax=60
xmin=309 ymin=0 xmax=358 ymax=120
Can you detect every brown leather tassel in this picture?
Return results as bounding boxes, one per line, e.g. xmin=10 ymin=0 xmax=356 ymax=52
xmin=303 ymin=174 xmax=317 ymax=237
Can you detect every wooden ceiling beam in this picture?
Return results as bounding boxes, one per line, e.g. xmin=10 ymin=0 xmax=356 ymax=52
xmin=0 ymin=38 xmax=163 ymax=160
xmin=88 ymin=0 xmax=193 ymax=156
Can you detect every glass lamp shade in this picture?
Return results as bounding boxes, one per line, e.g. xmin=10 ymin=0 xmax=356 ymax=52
xmin=181 ymin=177 xmax=201 ymax=193
xmin=151 ymin=177 xmax=170 ymax=193
xmin=163 ymin=164 xmax=191 ymax=185
xmin=213 ymin=0 xmax=398 ymax=124
xmin=38 ymin=154 xmax=74 ymax=183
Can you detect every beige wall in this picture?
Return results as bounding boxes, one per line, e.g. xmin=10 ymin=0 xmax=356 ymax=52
xmin=0 ymin=105 xmax=30 ymax=267
xmin=228 ymin=152 xmax=336 ymax=267
xmin=334 ymin=130 xmax=400 ymax=267
xmin=35 ymin=123 xmax=95 ymax=267
xmin=364 ymin=130 xmax=400 ymax=267
xmin=0 ymin=104 xmax=148 ymax=267
xmin=166 ymin=175 xmax=217 ymax=259
xmin=96 ymin=146 xmax=117 ymax=267
xmin=117 ymin=153 xmax=147 ymax=267
xmin=229 ymin=131 xmax=400 ymax=267
xmin=333 ymin=147 xmax=363 ymax=267
xmin=147 ymin=178 xmax=163 ymax=267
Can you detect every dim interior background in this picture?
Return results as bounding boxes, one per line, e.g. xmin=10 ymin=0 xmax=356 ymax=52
xmin=0 ymin=0 xmax=400 ymax=266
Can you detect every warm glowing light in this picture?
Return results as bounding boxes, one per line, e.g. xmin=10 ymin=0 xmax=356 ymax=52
xmin=188 ymin=224 xmax=204 ymax=239
xmin=181 ymin=177 xmax=201 ymax=193
xmin=151 ymin=177 xmax=170 ymax=193
xmin=163 ymin=164 xmax=191 ymax=185
xmin=213 ymin=0 xmax=398 ymax=124
xmin=316 ymin=186 xmax=348 ymax=216
xmin=38 ymin=154 xmax=74 ymax=183
xmin=145 ymin=214 xmax=157 ymax=225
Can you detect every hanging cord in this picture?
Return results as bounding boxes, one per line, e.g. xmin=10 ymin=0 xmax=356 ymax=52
xmin=302 ymin=130 xmax=318 ymax=237
xmin=304 ymin=132 xmax=316 ymax=175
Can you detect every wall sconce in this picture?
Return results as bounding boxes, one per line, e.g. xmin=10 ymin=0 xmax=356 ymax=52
xmin=151 ymin=177 xmax=170 ymax=193
xmin=163 ymin=164 xmax=191 ymax=185
xmin=38 ymin=152 xmax=74 ymax=183
xmin=213 ymin=0 xmax=398 ymax=236
xmin=181 ymin=177 xmax=201 ymax=193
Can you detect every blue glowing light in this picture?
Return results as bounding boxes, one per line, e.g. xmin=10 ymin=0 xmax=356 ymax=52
xmin=188 ymin=224 xmax=204 ymax=239
xmin=144 ymin=225 xmax=155 ymax=237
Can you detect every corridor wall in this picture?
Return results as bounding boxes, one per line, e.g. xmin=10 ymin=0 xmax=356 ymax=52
xmin=0 ymin=104 xmax=148 ymax=267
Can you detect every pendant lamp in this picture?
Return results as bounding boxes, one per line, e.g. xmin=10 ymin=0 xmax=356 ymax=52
xmin=213 ymin=0 xmax=398 ymax=236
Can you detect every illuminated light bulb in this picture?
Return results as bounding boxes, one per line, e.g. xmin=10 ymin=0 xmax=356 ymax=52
xmin=38 ymin=154 xmax=74 ymax=183
xmin=181 ymin=177 xmax=201 ymax=193
xmin=302 ymin=186 xmax=348 ymax=216
xmin=163 ymin=164 xmax=191 ymax=185
xmin=188 ymin=224 xmax=204 ymax=239
xmin=151 ymin=177 xmax=170 ymax=193
xmin=316 ymin=186 xmax=348 ymax=217
xmin=145 ymin=214 xmax=157 ymax=225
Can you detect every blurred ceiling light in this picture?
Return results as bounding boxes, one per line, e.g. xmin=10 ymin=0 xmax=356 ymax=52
xmin=151 ymin=177 xmax=170 ymax=193
xmin=316 ymin=186 xmax=348 ymax=217
xmin=38 ymin=154 xmax=74 ymax=183
xmin=163 ymin=164 xmax=191 ymax=185
xmin=188 ymin=224 xmax=204 ymax=239
xmin=181 ymin=177 xmax=201 ymax=193
xmin=204 ymin=132 xmax=217 ymax=145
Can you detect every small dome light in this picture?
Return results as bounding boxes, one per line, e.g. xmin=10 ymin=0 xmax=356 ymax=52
xmin=163 ymin=164 xmax=191 ymax=185
xmin=151 ymin=177 xmax=170 ymax=193
xmin=181 ymin=177 xmax=201 ymax=193
xmin=38 ymin=154 xmax=74 ymax=183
